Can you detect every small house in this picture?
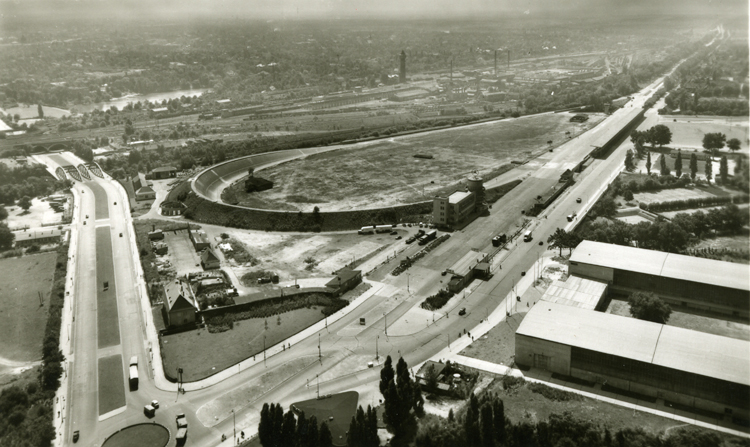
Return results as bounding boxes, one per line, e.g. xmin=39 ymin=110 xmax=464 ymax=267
xmin=201 ymin=249 xmax=221 ymax=270
xmin=163 ymin=281 xmax=198 ymax=327
xmin=326 ymin=268 xmax=362 ymax=297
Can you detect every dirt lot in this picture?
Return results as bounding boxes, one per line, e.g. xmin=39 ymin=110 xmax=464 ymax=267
xmin=5 ymin=198 xmax=65 ymax=230
xmin=655 ymin=116 xmax=749 ymax=154
xmin=161 ymin=306 xmax=324 ymax=382
xmin=633 ymin=186 xmax=718 ymax=204
xmin=226 ymin=112 xmax=605 ymax=211
xmin=606 ymin=298 xmax=750 ymax=341
xmin=203 ymin=225 xmax=411 ymax=290
xmin=0 ymin=253 xmax=57 ymax=363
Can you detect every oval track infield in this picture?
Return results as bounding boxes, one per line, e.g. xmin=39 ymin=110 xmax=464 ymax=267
xmin=102 ymin=423 xmax=170 ymax=447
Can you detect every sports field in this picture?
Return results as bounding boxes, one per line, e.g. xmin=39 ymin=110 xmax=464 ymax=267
xmin=291 ymin=391 xmax=360 ymax=444
xmin=0 ymin=253 xmax=57 ymax=362
xmin=228 ymin=113 xmax=605 ymax=211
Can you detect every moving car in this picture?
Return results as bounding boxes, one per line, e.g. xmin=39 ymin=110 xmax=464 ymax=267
xmin=151 ymin=400 xmax=159 ymax=409
xmin=144 ymin=404 xmax=155 ymax=417
xmin=576 ymin=197 xmax=582 ymax=203
xmin=176 ymin=413 xmax=188 ymax=429
xmin=73 ymin=431 xmax=80 ymax=443
xmin=458 ymin=308 xmax=467 ymax=316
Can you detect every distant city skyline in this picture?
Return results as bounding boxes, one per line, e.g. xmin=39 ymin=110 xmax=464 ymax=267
xmin=0 ymin=0 xmax=747 ymax=23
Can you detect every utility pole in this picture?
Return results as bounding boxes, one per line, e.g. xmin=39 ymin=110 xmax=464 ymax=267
xmin=232 ymin=409 xmax=236 ymax=446
xmin=263 ymin=336 xmax=266 ymax=366
xmin=316 ymin=374 xmax=320 ymax=399
xmin=376 ymin=335 xmax=379 ymax=360
xmin=318 ymin=333 xmax=321 ymax=363
xmin=384 ymin=312 xmax=387 ymax=336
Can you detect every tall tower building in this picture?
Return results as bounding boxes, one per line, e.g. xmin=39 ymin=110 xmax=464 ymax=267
xmin=399 ymin=50 xmax=406 ymax=84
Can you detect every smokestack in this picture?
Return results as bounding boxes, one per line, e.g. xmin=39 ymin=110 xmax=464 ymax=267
xmin=399 ymin=50 xmax=406 ymax=84
xmin=494 ymin=50 xmax=497 ymax=76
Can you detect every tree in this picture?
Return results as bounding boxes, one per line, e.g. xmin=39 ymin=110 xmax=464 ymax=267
xmin=0 ymin=205 xmax=7 ymax=220
xmin=547 ymin=228 xmax=571 ymax=256
xmin=659 ymin=153 xmax=670 ymax=176
xmin=720 ymin=156 xmax=728 ymax=183
xmin=650 ymin=124 xmax=672 ymax=147
xmin=259 ymin=403 xmax=273 ymax=447
xmin=623 ymin=189 xmax=634 ymax=201
xmin=689 ymin=153 xmax=698 ymax=181
xmin=735 ymin=156 xmax=744 ymax=175
xmin=702 ymin=132 xmax=726 ymax=156
xmin=18 ymin=195 xmax=32 ymax=211
xmin=281 ymin=410 xmax=297 ymax=447
xmin=319 ymin=422 xmax=333 ymax=447
xmin=674 ymin=150 xmax=682 ymax=178
xmin=248 ymin=167 xmax=255 ymax=177
xmin=645 ymin=151 xmax=651 ymax=175
xmin=37 ymin=104 xmax=44 ymax=118
xmin=479 ymin=402 xmax=495 ymax=447
xmin=705 ymin=157 xmax=713 ymax=183
xmin=628 ymin=291 xmax=671 ymax=324
xmin=727 ymin=138 xmax=741 ymax=152
xmin=624 ymin=149 xmax=635 ymax=172
xmin=0 ymin=222 xmax=14 ymax=249
xmin=492 ymin=398 xmax=505 ymax=445
xmin=380 ymin=356 xmax=394 ymax=395
xmin=464 ymin=393 xmax=480 ymax=447
xmin=307 ymin=416 xmax=320 ymax=447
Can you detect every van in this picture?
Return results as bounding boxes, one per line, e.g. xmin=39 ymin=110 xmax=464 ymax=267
xmin=567 ymin=215 xmax=573 ymax=222
xmin=144 ymin=405 xmax=155 ymax=417
xmin=523 ymin=231 xmax=533 ymax=242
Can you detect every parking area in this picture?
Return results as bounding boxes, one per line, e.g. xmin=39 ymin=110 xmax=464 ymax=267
xmin=162 ymin=230 xmax=203 ymax=277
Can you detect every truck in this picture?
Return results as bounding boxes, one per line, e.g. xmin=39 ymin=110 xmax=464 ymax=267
xmin=175 ymin=427 xmax=188 ymax=446
xmin=492 ymin=234 xmax=507 ymax=247
xmin=523 ymin=230 xmax=533 ymax=242
xmin=418 ymin=230 xmax=437 ymax=246
xmin=143 ymin=404 xmax=155 ymax=417
xmin=128 ymin=356 xmax=138 ymax=390
xmin=375 ymin=225 xmax=394 ymax=233
xmin=176 ymin=413 xmax=188 ymax=429
xmin=358 ymin=226 xmax=375 ymax=235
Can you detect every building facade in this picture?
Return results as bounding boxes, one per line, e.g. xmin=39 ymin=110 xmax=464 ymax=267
xmin=163 ymin=281 xmax=199 ymax=327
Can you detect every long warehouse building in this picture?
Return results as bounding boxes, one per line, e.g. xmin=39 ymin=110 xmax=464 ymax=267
xmin=516 ymin=302 xmax=750 ymax=421
xmin=569 ymin=241 xmax=750 ymax=319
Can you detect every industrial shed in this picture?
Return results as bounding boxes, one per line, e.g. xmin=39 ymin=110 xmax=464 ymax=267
xmin=516 ymin=302 xmax=750 ymax=420
xmin=540 ymin=276 xmax=608 ymax=311
xmin=569 ymin=241 xmax=750 ymax=318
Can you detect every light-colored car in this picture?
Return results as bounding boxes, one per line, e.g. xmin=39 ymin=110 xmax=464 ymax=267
xmin=151 ymin=400 xmax=159 ymax=409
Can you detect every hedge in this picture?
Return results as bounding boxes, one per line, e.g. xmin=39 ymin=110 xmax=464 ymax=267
xmin=639 ymin=194 xmax=749 ymax=212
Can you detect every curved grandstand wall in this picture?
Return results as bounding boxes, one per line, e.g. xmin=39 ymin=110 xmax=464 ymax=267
xmin=188 ymin=149 xmax=521 ymax=232
xmin=188 ymin=151 xmax=433 ymax=231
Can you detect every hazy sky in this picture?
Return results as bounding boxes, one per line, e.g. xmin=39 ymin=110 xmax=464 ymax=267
xmin=0 ymin=0 xmax=747 ymax=23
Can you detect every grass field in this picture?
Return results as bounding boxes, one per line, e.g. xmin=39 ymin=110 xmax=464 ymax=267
xmin=101 ymin=423 xmax=170 ymax=447
xmin=291 ymin=391 xmax=360 ymax=445
xmin=606 ymin=299 xmax=750 ymax=341
xmin=98 ymin=354 xmax=126 ymax=415
xmin=227 ymin=112 xmax=605 ymax=212
xmin=486 ymin=377 xmax=745 ymax=443
xmin=161 ymin=307 xmax=325 ymax=382
xmin=459 ymin=312 xmax=526 ymax=366
xmin=0 ymin=253 xmax=57 ymax=362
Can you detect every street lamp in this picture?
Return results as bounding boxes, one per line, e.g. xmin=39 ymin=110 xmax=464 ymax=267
xmin=406 ymin=273 xmax=410 ymax=293
xmin=384 ymin=312 xmax=387 ymax=336
xmin=376 ymin=335 xmax=379 ymax=360
xmin=232 ymin=409 xmax=236 ymax=446
xmin=263 ymin=336 xmax=266 ymax=366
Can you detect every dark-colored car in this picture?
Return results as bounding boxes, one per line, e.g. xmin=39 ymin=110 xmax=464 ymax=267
xmin=458 ymin=308 xmax=467 ymax=316
xmin=73 ymin=431 xmax=80 ymax=443
xmin=576 ymin=198 xmax=582 ymax=203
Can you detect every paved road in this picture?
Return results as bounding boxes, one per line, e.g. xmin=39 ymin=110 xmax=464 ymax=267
xmin=46 ymin=52 xmax=691 ymax=447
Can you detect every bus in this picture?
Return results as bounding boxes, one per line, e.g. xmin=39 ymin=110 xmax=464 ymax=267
xmin=128 ymin=356 xmax=138 ymax=390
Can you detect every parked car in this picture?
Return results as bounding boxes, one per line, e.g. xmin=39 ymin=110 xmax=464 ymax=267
xmin=396 ymin=236 xmax=402 ymax=240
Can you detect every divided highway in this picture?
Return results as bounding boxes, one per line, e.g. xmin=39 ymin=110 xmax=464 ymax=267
xmin=42 ymin=56 xmax=688 ymax=447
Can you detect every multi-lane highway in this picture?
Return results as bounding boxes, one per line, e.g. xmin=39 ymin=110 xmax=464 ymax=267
xmin=43 ymin=52 xmax=693 ymax=447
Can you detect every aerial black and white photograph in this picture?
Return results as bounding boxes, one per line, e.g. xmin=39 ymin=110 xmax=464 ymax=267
xmin=0 ymin=0 xmax=748 ymax=446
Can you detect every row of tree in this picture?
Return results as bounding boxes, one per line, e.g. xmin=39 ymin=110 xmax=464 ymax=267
xmin=258 ymin=403 xmax=333 ymax=447
xmin=577 ymin=204 xmax=748 ymax=254
xmin=380 ymin=356 xmax=425 ymax=439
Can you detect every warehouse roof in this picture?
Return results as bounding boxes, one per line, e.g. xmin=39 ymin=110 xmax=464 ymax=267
xmin=518 ymin=302 xmax=750 ymax=386
xmin=653 ymin=325 xmax=750 ymax=386
xmin=570 ymin=241 xmax=749 ymax=292
xmin=517 ymin=302 xmax=661 ymax=363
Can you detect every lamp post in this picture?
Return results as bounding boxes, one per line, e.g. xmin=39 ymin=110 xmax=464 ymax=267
xmin=232 ymin=409 xmax=236 ymax=445
xmin=376 ymin=335 xmax=379 ymax=360
xmin=318 ymin=333 xmax=321 ymax=363
xmin=263 ymin=336 xmax=266 ymax=366
xmin=406 ymin=273 xmax=410 ymax=293
xmin=384 ymin=312 xmax=387 ymax=336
